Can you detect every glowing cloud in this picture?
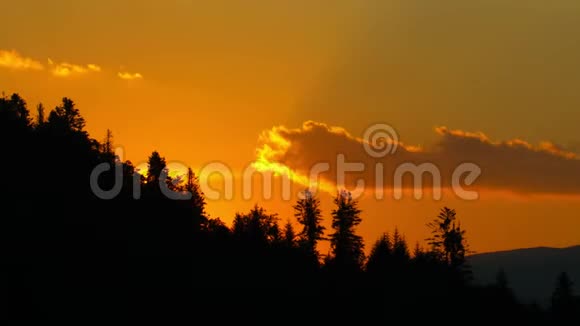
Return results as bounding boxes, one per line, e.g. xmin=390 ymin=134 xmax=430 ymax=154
xmin=48 ymin=59 xmax=102 ymax=77
xmin=87 ymin=64 xmax=101 ymax=72
xmin=117 ymin=71 xmax=143 ymax=80
xmin=255 ymin=121 xmax=580 ymax=195
xmin=253 ymin=128 xmax=337 ymax=195
xmin=0 ymin=49 xmax=44 ymax=70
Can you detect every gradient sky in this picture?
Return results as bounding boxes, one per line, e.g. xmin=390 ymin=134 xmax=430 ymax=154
xmin=2 ymin=0 xmax=580 ymax=253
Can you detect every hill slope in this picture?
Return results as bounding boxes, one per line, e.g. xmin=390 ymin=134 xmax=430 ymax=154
xmin=469 ymin=245 xmax=580 ymax=306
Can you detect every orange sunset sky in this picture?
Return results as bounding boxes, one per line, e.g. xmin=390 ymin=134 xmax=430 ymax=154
xmin=2 ymin=0 xmax=580 ymax=253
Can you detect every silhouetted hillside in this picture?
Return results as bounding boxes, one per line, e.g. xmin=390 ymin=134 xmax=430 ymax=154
xmin=470 ymin=246 xmax=580 ymax=306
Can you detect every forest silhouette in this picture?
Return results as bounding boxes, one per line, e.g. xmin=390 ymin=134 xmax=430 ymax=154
xmin=1 ymin=93 xmax=578 ymax=322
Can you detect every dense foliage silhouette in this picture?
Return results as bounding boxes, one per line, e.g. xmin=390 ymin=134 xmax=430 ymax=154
xmin=0 ymin=93 xmax=578 ymax=322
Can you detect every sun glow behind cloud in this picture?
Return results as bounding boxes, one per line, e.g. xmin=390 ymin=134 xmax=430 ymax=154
xmin=252 ymin=125 xmax=337 ymax=195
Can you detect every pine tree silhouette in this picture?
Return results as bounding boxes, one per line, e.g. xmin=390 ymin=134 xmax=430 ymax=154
xmin=328 ymin=190 xmax=364 ymax=272
xmin=294 ymin=189 xmax=325 ymax=260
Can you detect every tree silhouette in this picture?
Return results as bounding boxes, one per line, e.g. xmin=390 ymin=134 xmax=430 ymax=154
xmin=427 ymin=207 xmax=469 ymax=272
xmin=493 ymin=268 xmax=518 ymax=310
xmin=7 ymin=93 xmax=30 ymax=125
xmin=496 ymin=268 xmax=510 ymax=292
xmin=185 ymin=167 xmax=207 ymax=229
xmin=392 ymin=228 xmax=410 ymax=264
xmin=294 ymin=189 xmax=325 ymax=258
xmin=146 ymin=151 xmax=167 ymax=185
xmin=207 ymin=217 xmax=229 ymax=234
xmin=0 ymin=93 xmax=31 ymax=134
xmin=328 ymin=190 xmax=364 ymax=271
xmin=366 ymin=233 xmax=391 ymax=274
xmin=143 ymin=150 xmax=181 ymax=197
xmin=413 ymin=242 xmax=426 ymax=259
xmin=0 ymin=93 xmax=33 ymax=195
xmin=99 ymin=129 xmax=116 ymax=164
xmin=48 ymin=97 xmax=86 ymax=132
xmin=551 ymin=272 xmax=577 ymax=321
xmin=36 ymin=103 xmax=45 ymax=126
xmin=102 ymin=129 xmax=114 ymax=155
xmin=282 ymin=220 xmax=297 ymax=248
xmin=232 ymin=205 xmax=280 ymax=245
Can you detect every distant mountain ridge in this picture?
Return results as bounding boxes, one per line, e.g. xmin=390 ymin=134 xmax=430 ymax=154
xmin=469 ymin=245 xmax=580 ymax=306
